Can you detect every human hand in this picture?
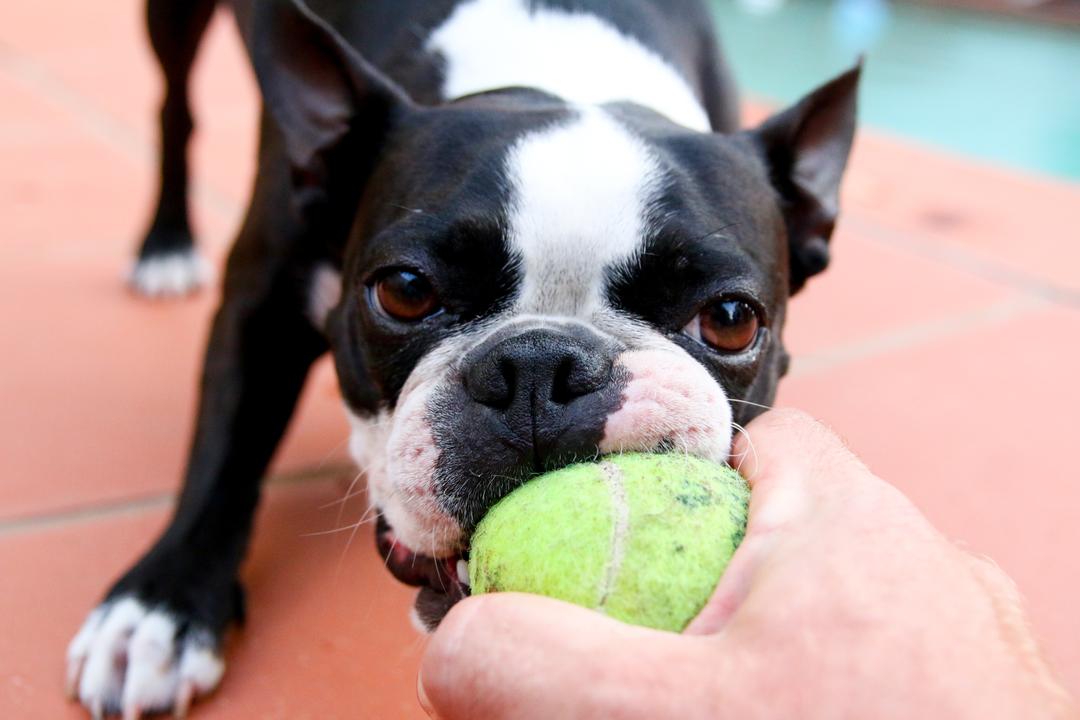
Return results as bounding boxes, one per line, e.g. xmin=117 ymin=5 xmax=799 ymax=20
xmin=418 ymin=409 xmax=1076 ymax=719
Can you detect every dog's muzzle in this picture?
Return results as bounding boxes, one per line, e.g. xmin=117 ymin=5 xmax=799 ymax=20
xmin=375 ymin=324 xmax=632 ymax=628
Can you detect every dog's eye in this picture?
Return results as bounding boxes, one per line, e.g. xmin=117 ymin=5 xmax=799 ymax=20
xmin=685 ymin=299 xmax=760 ymax=353
xmin=372 ymin=269 xmax=441 ymax=322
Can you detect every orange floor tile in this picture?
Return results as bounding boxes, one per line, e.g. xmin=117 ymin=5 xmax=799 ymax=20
xmin=1 ymin=481 xmax=426 ymax=720
xmin=1 ymin=1 xmax=1078 ymax=717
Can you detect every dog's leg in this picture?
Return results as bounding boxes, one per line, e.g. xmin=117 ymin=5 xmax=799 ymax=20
xmin=129 ymin=0 xmax=218 ymax=297
xmin=70 ymin=124 xmax=330 ymax=717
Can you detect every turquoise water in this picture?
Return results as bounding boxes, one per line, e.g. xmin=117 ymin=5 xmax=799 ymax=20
xmin=709 ymin=0 xmax=1080 ymax=180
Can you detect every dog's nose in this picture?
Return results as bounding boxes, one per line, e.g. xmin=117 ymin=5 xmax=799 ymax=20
xmin=461 ymin=328 xmax=616 ymax=469
xmin=465 ymin=329 xmax=612 ymax=409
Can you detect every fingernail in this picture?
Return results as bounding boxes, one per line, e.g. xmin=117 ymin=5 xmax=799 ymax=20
xmin=417 ymin=667 xmax=437 ymax=718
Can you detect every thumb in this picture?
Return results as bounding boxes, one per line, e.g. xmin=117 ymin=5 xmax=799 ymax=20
xmin=730 ymin=407 xmax=860 ymax=497
xmin=687 ymin=408 xmax=856 ymax=634
xmin=419 ymin=592 xmax=715 ymax=720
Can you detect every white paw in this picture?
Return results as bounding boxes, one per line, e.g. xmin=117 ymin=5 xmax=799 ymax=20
xmin=67 ymin=597 xmax=224 ymax=719
xmin=127 ymin=250 xmax=211 ymax=298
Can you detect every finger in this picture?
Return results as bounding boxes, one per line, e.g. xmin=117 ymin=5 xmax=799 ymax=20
xmin=730 ymin=407 xmax=857 ymax=495
xmin=688 ymin=409 xmax=853 ymax=634
xmin=733 ymin=407 xmax=860 ymax=543
xmin=420 ymin=593 xmax=715 ymax=720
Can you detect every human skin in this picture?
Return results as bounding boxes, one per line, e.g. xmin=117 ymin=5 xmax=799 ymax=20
xmin=418 ymin=409 xmax=1077 ymax=720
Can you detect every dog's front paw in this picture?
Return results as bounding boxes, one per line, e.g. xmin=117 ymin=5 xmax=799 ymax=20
xmin=127 ymin=247 xmax=211 ymax=298
xmin=66 ymin=596 xmax=224 ymax=719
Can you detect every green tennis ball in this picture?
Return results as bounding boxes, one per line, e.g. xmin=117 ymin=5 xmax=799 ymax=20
xmin=468 ymin=453 xmax=749 ymax=632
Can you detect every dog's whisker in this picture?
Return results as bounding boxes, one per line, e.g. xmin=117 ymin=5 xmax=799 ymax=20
xmin=313 ymin=435 xmax=351 ymax=473
xmin=373 ymin=533 xmax=403 ymax=585
xmin=304 ymin=502 xmax=380 ymax=539
xmin=337 ymin=510 xmax=370 ymax=573
xmin=728 ymin=398 xmax=774 ymax=412
xmin=358 ymin=503 xmax=381 ymax=526
xmin=319 ymin=468 xmax=367 ymax=511
xmin=327 ymin=464 xmax=375 ymax=564
xmin=329 ymin=503 xmax=379 ymax=585
xmin=299 ymin=517 xmax=374 ymax=538
xmin=428 ymin=529 xmax=449 ymax=594
xmin=321 ymin=484 xmax=370 ymax=510
xmin=730 ymin=423 xmax=758 ymax=475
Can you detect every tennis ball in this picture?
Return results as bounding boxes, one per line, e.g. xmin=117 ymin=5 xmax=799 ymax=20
xmin=468 ymin=453 xmax=749 ymax=632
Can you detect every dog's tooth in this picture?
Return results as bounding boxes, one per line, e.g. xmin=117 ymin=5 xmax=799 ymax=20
xmin=456 ymin=558 xmax=469 ymax=586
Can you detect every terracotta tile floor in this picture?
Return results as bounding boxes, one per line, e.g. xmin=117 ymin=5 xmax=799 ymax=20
xmin=1 ymin=2 xmax=1078 ymax=717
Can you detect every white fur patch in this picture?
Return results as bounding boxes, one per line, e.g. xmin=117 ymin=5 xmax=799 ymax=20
xmin=128 ymin=249 xmax=210 ymax=297
xmin=408 ymin=604 xmax=430 ymax=634
xmin=505 ymin=106 xmax=663 ymax=315
xmin=67 ymin=596 xmax=224 ymax=717
xmin=428 ymin=0 xmax=710 ymax=131
xmin=307 ymin=263 xmax=342 ymax=329
xmin=346 ymin=409 xmax=391 ymax=510
xmin=600 ymin=348 xmax=733 ymax=463
xmin=348 ymin=404 xmax=464 ymax=558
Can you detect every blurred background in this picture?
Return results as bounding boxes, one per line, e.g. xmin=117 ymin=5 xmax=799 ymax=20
xmin=715 ymin=0 xmax=1080 ymax=178
xmin=1 ymin=0 xmax=1078 ymax=717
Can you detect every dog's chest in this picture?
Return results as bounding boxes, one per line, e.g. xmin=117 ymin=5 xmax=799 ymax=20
xmin=426 ymin=0 xmax=710 ymax=131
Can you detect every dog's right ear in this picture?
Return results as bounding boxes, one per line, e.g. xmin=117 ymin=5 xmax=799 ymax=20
xmin=250 ymin=0 xmax=416 ymax=216
xmin=746 ymin=63 xmax=860 ymax=295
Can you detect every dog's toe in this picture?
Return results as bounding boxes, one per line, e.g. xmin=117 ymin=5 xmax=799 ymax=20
xmin=127 ymin=249 xmax=210 ymax=298
xmin=67 ymin=596 xmax=224 ymax=718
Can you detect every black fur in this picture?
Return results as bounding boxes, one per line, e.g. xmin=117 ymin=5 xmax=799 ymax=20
xmin=135 ymin=0 xmax=217 ymax=263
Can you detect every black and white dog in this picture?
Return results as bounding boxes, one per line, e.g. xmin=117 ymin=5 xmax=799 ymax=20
xmin=68 ymin=0 xmax=858 ymax=716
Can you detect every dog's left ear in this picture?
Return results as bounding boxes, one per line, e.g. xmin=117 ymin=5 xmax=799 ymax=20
xmin=250 ymin=0 xmax=417 ymax=220
xmin=748 ymin=63 xmax=861 ymax=294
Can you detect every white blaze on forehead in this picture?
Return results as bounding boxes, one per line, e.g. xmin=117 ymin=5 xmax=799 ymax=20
xmin=506 ymin=106 xmax=663 ymax=315
xmin=428 ymin=0 xmax=711 ymax=131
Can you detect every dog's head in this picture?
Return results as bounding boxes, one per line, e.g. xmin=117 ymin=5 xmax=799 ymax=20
xmin=253 ymin=2 xmax=858 ymax=627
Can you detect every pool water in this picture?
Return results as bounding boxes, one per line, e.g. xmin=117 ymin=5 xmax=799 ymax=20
xmin=708 ymin=0 xmax=1080 ymax=180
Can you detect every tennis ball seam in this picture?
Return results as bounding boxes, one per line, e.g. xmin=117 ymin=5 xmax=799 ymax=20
xmin=597 ymin=460 xmax=630 ymax=611
xmin=468 ymin=454 xmax=749 ymax=632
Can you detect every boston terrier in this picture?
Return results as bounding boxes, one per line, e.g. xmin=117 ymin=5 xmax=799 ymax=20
xmin=67 ymin=0 xmax=859 ymax=716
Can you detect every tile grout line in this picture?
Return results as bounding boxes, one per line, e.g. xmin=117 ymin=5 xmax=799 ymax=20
xmin=790 ymin=293 xmax=1047 ymax=377
xmin=0 ymin=38 xmax=243 ymax=222
xmin=844 ymin=212 xmax=1080 ymax=309
xmin=0 ymin=462 xmax=355 ymax=539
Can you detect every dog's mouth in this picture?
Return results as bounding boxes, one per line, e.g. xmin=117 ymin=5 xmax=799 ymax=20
xmin=375 ymin=514 xmax=471 ymax=630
